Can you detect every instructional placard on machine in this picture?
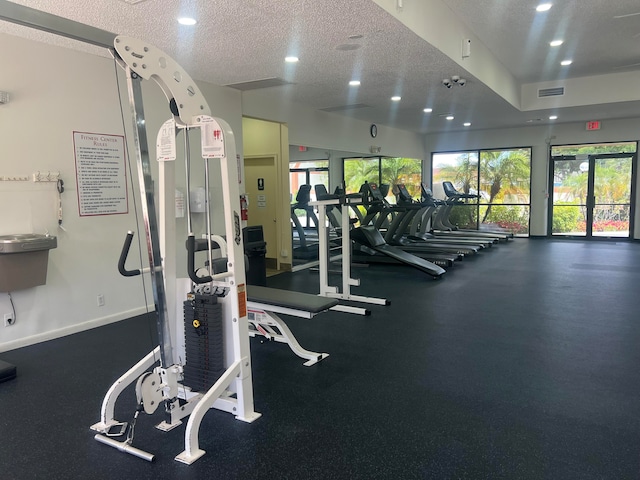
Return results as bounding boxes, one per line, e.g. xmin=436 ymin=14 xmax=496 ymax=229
xmin=157 ymin=119 xmax=176 ymax=162
xmin=73 ymin=131 xmax=128 ymax=216
xmin=198 ymin=116 xmax=225 ymax=158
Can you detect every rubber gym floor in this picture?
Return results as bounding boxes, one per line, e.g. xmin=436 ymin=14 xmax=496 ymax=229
xmin=1 ymin=238 xmax=639 ymax=479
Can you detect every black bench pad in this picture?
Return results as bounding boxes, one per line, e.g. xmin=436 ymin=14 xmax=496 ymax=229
xmin=247 ymin=286 xmax=338 ymax=314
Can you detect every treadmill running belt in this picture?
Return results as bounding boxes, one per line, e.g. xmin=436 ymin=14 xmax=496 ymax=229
xmin=351 ymin=226 xmax=445 ymax=279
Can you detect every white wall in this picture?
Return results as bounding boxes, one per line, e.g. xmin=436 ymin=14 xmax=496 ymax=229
xmin=425 ymin=118 xmax=640 ymax=237
xmin=0 ymin=33 xmax=243 ymax=352
xmin=242 ymin=89 xmax=426 ymax=160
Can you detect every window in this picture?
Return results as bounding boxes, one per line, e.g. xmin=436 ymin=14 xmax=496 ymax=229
xmin=432 ymin=148 xmax=532 ymax=235
xmin=343 ymin=156 xmax=422 ymax=203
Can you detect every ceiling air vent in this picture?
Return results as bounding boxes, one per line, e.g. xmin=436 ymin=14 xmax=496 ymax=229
xmin=538 ymin=87 xmax=565 ymax=98
xmin=225 ymin=78 xmax=294 ymax=91
xmin=320 ymin=104 xmax=371 ymax=112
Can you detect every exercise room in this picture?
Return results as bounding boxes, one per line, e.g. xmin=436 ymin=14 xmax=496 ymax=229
xmin=1 ymin=1 xmax=640 ymax=478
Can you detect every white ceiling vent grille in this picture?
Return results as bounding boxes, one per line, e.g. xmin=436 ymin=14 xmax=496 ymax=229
xmin=320 ymin=103 xmax=371 ymax=112
xmin=225 ymin=78 xmax=294 ymax=91
xmin=538 ymin=87 xmax=565 ymax=98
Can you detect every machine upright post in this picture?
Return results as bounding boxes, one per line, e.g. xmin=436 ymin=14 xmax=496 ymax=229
xmin=124 ymin=68 xmax=173 ymax=367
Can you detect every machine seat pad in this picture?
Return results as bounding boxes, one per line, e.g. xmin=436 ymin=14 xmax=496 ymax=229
xmin=247 ymin=286 xmax=338 ymax=314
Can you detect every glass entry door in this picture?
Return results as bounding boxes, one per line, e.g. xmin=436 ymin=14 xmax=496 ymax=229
xmin=551 ymin=153 xmax=634 ymax=238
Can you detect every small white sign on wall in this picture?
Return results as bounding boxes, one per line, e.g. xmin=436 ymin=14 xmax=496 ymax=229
xmin=73 ymin=131 xmax=128 ymax=216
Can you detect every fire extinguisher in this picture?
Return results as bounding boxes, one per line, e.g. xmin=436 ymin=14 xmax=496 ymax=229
xmin=240 ymin=194 xmax=248 ymax=221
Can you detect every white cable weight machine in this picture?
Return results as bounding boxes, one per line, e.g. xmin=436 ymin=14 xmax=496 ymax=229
xmin=90 ymin=36 xmax=260 ymax=465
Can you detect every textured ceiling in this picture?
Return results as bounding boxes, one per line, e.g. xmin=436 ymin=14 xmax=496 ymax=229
xmin=446 ymin=0 xmax=640 ymax=83
xmin=1 ymin=0 xmax=640 ymax=135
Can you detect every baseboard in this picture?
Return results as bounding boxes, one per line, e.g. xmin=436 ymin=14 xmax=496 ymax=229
xmin=0 ymin=306 xmax=150 ymax=353
xmin=266 ymin=257 xmax=277 ymax=269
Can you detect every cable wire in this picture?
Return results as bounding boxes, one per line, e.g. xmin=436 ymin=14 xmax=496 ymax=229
xmin=7 ymin=292 xmax=16 ymax=322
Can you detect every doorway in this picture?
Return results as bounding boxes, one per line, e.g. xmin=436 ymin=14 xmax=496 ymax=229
xmin=550 ymin=145 xmax=636 ymax=238
xmin=245 ymin=155 xmax=278 ymax=265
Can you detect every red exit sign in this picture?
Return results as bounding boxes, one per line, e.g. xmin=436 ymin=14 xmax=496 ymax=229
xmin=586 ymin=121 xmax=601 ymax=131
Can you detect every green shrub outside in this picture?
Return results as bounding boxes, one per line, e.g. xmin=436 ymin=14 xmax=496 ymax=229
xmin=552 ymin=203 xmax=581 ymax=233
xmin=448 ymin=205 xmax=477 ymax=229
xmin=483 ymin=205 xmax=529 ymax=234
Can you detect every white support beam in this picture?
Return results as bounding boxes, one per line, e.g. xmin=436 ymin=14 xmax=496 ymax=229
xmin=0 ymin=0 xmax=115 ymax=48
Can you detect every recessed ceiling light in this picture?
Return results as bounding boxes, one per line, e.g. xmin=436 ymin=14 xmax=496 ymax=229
xmin=391 ymin=96 xmax=401 ymax=101
xmin=177 ymin=17 xmax=197 ymax=26
xmin=550 ymin=40 xmax=563 ymax=47
xmin=536 ymin=3 xmax=552 ymax=12
xmin=285 ymin=56 xmax=299 ymax=63
xmin=349 ymin=80 xmax=361 ymax=86
xmin=549 ymin=115 xmax=558 ymax=120
xmin=423 ymin=108 xmax=433 ymax=113
xmin=446 ymin=115 xmax=454 ymax=121
xmin=463 ymin=122 xmax=471 ymax=127
xmin=560 ymin=59 xmax=572 ymax=66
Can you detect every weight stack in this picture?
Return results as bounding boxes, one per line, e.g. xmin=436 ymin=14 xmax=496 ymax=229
xmin=183 ymin=294 xmax=225 ymax=392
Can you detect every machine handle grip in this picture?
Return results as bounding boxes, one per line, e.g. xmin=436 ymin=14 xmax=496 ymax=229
xmin=187 ymin=235 xmax=212 ymax=284
xmin=118 ymin=232 xmax=142 ymax=277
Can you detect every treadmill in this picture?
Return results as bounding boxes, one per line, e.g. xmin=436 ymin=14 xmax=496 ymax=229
xmin=433 ymin=181 xmax=512 ymax=241
xmin=356 ymin=183 xmax=459 ymax=267
xmin=291 ymin=184 xmax=320 ymax=260
xmin=351 ymin=225 xmax=445 ymax=279
xmin=392 ymin=184 xmax=485 ymax=255
xmin=421 ymin=185 xmax=505 ymax=244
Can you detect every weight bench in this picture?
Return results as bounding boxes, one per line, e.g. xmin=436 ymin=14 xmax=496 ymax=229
xmin=246 ymin=286 xmax=338 ymax=366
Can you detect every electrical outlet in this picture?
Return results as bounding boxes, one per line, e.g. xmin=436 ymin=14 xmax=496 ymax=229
xmin=97 ymin=294 xmax=105 ymax=307
xmin=4 ymin=313 xmax=15 ymax=326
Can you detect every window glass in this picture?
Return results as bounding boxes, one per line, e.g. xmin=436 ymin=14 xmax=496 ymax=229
xmin=343 ymin=157 xmax=380 ymax=193
xmin=479 ymin=149 xmax=531 ymax=205
xmin=381 ymin=157 xmax=422 ymax=201
xmin=551 ymin=142 xmax=636 ymax=156
xmin=343 ymin=156 xmax=422 ymax=203
xmin=432 ymin=152 xmax=479 ymax=201
xmin=432 ymin=148 xmax=531 ymax=235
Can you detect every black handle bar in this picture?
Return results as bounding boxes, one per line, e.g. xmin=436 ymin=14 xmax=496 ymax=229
xmin=186 ymin=235 xmax=212 ymax=284
xmin=118 ymin=231 xmax=142 ymax=277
